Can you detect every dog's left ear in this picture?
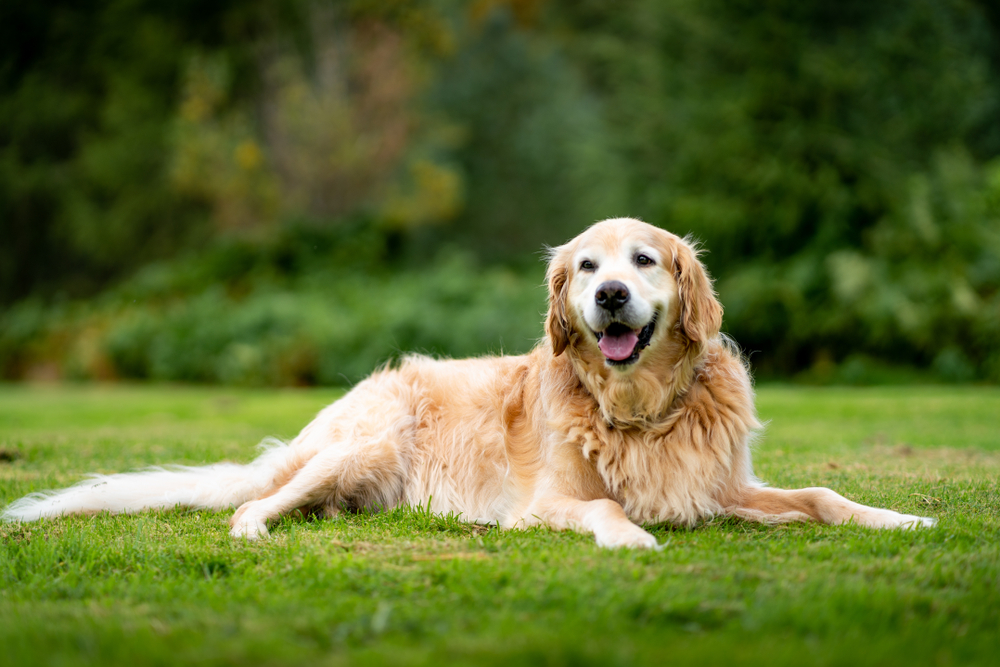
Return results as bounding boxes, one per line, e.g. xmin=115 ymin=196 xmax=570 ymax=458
xmin=545 ymin=245 xmax=572 ymax=356
xmin=674 ymin=238 xmax=723 ymax=343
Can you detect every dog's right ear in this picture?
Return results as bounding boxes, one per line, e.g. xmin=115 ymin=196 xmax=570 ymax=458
xmin=545 ymin=245 xmax=572 ymax=356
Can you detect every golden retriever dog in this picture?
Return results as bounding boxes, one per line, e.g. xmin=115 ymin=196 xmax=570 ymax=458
xmin=2 ymin=218 xmax=935 ymax=547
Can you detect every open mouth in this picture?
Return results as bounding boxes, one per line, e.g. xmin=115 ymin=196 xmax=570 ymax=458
xmin=593 ymin=315 xmax=657 ymax=366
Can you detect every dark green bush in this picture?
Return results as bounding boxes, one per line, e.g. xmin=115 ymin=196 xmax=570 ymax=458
xmin=1 ymin=233 xmax=546 ymax=385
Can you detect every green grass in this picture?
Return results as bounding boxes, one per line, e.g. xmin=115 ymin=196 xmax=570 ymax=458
xmin=1 ymin=383 xmax=999 ymax=667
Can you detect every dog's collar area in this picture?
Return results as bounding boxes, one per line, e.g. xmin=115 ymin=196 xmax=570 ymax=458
xmin=593 ymin=314 xmax=657 ymax=367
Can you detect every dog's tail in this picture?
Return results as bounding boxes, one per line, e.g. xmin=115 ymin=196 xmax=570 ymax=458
xmin=1 ymin=438 xmax=297 ymax=522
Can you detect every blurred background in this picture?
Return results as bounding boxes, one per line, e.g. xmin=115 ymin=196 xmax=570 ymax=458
xmin=2 ymin=0 xmax=999 ymax=386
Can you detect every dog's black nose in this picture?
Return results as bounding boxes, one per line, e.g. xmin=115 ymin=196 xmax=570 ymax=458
xmin=595 ymin=281 xmax=630 ymax=311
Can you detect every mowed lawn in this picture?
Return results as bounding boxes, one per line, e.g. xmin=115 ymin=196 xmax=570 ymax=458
xmin=1 ymin=383 xmax=998 ymax=667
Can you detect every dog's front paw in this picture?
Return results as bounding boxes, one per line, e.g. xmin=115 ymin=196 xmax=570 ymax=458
xmin=895 ymin=514 xmax=937 ymax=529
xmin=230 ymin=502 xmax=270 ymax=540
xmin=230 ymin=515 xmax=269 ymax=540
xmin=859 ymin=509 xmax=937 ymax=530
xmin=595 ymin=524 xmax=659 ymax=549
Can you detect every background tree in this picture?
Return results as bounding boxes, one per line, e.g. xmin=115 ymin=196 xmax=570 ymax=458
xmin=2 ymin=0 xmax=998 ymax=383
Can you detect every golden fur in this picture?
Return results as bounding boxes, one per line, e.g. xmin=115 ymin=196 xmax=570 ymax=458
xmin=2 ymin=218 xmax=935 ymax=546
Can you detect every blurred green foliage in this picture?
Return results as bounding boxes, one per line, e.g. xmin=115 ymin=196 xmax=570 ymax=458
xmin=0 ymin=222 xmax=546 ymax=384
xmin=2 ymin=0 xmax=999 ymax=383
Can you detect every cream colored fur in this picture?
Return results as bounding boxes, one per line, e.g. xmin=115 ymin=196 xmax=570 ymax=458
xmin=1 ymin=218 xmax=936 ymax=547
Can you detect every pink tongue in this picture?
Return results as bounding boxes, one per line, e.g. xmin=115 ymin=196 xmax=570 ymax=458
xmin=598 ymin=330 xmax=639 ymax=360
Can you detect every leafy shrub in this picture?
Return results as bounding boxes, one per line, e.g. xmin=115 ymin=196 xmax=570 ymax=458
xmin=0 ymin=235 xmax=546 ymax=385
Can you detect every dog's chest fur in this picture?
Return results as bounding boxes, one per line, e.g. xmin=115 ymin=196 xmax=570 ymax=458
xmin=563 ymin=345 xmax=759 ymax=526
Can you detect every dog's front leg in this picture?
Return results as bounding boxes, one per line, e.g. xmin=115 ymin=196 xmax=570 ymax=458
xmin=732 ymin=486 xmax=936 ymax=529
xmin=526 ymin=496 xmax=659 ymax=549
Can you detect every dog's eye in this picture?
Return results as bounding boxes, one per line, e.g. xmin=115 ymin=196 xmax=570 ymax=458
xmin=635 ymin=254 xmax=655 ymax=267
xmin=580 ymin=260 xmax=596 ymax=271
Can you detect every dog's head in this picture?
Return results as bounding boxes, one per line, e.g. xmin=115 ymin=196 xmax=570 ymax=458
xmin=546 ymin=218 xmax=722 ymax=372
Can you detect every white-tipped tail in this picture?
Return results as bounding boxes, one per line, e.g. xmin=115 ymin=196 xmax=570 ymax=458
xmin=1 ymin=439 xmax=295 ymax=522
